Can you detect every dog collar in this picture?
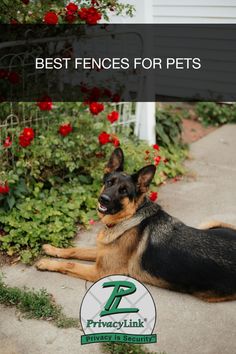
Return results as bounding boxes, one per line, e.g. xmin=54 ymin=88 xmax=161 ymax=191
xmin=106 ymin=224 xmax=115 ymax=229
xmin=98 ymin=201 xmax=161 ymax=245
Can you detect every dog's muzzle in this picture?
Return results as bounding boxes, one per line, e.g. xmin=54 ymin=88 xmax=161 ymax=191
xmin=98 ymin=194 xmax=111 ymax=213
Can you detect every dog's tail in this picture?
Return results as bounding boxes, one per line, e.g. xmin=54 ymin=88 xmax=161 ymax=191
xmin=199 ymin=220 xmax=236 ymax=231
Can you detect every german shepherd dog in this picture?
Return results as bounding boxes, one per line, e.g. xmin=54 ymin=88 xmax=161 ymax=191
xmin=36 ymin=148 xmax=236 ymax=302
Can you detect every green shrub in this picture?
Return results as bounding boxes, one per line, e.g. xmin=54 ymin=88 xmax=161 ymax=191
xmin=196 ymin=102 xmax=236 ymax=126
xmin=156 ymin=106 xmax=183 ymax=148
xmin=0 ymin=103 xmax=187 ymax=263
xmin=0 ymin=181 xmax=98 ymax=263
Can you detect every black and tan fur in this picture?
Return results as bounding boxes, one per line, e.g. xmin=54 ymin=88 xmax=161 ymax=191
xmin=36 ymin=148 xmax=236 ymax=302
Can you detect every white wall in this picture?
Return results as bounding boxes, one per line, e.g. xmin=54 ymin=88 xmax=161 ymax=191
xmin=111 ymin=0 xmax=236 ymax=24
xmin=153 ymin=0 xmax=236 ymax=24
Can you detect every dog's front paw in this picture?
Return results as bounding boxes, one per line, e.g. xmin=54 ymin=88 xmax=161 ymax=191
xmin=42 ymin=244 xmax=57 ymax=256
xmin=35 ymin=258 xmax=49 ymax=271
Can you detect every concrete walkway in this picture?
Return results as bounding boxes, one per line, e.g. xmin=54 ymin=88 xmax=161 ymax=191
xmin=1 ymin=124 xmax=236 ymax=354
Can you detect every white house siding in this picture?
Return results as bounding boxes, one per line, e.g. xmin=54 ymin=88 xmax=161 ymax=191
xmin=111 ymin=1 xmax=236 ymax=24
xmin=153 ymin=0 xmax=236 ymax=23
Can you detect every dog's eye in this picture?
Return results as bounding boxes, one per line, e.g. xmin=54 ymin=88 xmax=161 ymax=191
xmin=119 ymin=187 xmax=127 ymax=195
xmin=106 ymin=180 xmax=113 ymax=187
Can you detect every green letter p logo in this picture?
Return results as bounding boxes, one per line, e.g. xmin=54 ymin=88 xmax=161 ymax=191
xmin=100 ymin=280 xmax=139 ymax=317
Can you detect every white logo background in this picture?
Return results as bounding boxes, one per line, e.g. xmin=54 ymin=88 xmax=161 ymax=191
xmin=80 ymin=275 xmax=156 ymax=335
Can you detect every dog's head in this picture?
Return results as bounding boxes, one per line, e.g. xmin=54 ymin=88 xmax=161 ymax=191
xmin=98 ymin=148 xmax=156 ymax=225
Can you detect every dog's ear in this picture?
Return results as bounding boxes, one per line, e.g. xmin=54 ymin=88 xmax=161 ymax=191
xmin=132 ymin=165 xmax=156 ymax=193
xmin=105 ymin=148 xmax=124 ymax=174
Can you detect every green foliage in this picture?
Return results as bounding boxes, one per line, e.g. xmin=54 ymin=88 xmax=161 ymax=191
xmin=196 ymin=102 xmax=236 ymax=126
xmin=156 ymin=106 xmax=183 ymax=148
xmin=0 ymin=106 xmax=105 ymax=262
xmin=0 ymin=178 xmax=28 ymax=211
xmin=0 ymin=181 xmax=98 ymax=262
xmin=124 ymin=139 xmax=187 ymax=186
xmin=0 ymin=103 xmax=187 ymax=263
xmin=156 ymin=145 xmax=187 ymax=184
xmin=0 ymin=274 xmax=80 ymax=328
xmin=102 ymin=342 xmax=166 ymax=354
xmin=154 ymin=105 xmax=187 ymax=184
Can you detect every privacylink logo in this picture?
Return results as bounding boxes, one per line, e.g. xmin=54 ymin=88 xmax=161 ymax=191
xmin=80 ymin=275 xmax=157 ymax=345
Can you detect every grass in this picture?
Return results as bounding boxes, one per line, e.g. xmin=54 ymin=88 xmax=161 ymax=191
xmin=101 ymin=343 xmax=167 ymax=354
xmin=0 ymin=275 xmax=80 ymax=329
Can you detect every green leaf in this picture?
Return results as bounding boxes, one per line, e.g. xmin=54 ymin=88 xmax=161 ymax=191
xmin=7 ymin=195 xmax=16 ymax=210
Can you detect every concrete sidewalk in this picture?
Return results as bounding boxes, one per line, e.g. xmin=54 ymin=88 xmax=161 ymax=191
xmin=1 ymin=124 xmax=236 ymax=354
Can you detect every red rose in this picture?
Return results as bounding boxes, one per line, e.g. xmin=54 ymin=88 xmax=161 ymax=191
xmin=153 ymin=144 xmax=160 ymax=150
xmin=59 ymin=123 xmax=73 ymax=137
xmin=66 ymin=3 xmax=78 ymax=12
xmin=3 ymin=136 xmax=12 ymax=148
xmin=18 ymin=127 xmax=34 ymax=147
xmin=78 ymin=7 xmax=101 ymax=25
xmin=154 ymin=156 xmax=161 ymax=166
xmin=22 ymin=127 xmax=34 ymax=140
xmin=89 ymin=102 xmax=104 ymax=115
xmin=109 ymin=134 xmax=120 ymax=147
xmin=65 ymin=12 xmax=77 ymax=23
xmin=19 ymin=127 xmax=35 ymax=147
xmin=149 ymin=191 xmax=158 ymax=202
xmin=112 ymin=138 xmax=120 ymax=147
xmin=86 ymin=7 xmax=101 ymax=24
xmin=37 ymin=95 xmax=53 ymax=111
xmin=8 ymin=71 xmax=21 ymax=84
xmin=107 ymin=111 xmax=119 ymax=124
xmin=19 ymin=135 xmax=31 ymax=148
xmin=78 ymin=8 xmax=88 ymax=20
xmin=22 ymin=0 xmax=30 ymax=4
xmin=44 ymin=11 xmax=58 ymax=25
xmin=98 ymin=131 xmax=110 ymax=145
xmin=0 ymin=182 xmax=10 ymax=195
xmin=65 ymin=3 xmax=78 ymax=22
